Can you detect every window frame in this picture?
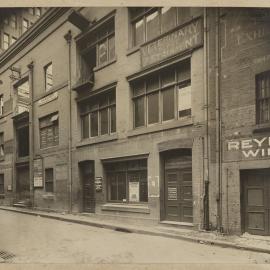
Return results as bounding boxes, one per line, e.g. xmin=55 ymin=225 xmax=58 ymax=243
xmin=80 ymin=89 xmax=116 ymax=139
xmin=129 ymin=7 xmax=191 ymax=48
xmin=22 ymin=18 xmax=29 ymax=33
xmin=256 ymin=70 xmax=270 ymax=125
xmin=132 ymin=61 xmax=191 ymax=129
xmin=44 ymin=168 xmax=54 ymax=193
xmin=44 ymin=62 xmax=53 ymax=92
xmin=39 ymin=112 xmax=59 ymax=149
xmin=105 ymin=159 xmax=148 ymax=204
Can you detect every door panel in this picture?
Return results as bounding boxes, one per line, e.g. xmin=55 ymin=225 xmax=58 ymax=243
xmin=242 ymin=170 xmax=270 ymax=236
xmin=17 ymin=165 xmax=30 ymax=200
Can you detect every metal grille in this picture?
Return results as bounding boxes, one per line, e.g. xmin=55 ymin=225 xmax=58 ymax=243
xmin=0 ymin=250 xmax=15 ymax=262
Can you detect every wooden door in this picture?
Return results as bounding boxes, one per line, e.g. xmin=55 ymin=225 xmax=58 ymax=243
xmin=165 ymin=167 xmax=193 ymax=222
xmin=242 ymin=170 xmax=270 ymax=236
xmin=80 ymin=161 xmax=95 ymax=213
xmin=17 ymin=165 xmax=30 ymax=200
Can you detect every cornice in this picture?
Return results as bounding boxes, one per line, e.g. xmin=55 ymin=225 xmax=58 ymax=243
xmin=0 ymin=7 xmax=71 ymax=69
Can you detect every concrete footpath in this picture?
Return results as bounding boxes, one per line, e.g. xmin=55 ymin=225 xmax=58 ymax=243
xmin=1 ymin=205 xmax=270 ymax=255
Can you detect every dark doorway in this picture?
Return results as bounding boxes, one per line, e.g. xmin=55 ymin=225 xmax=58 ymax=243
xmin=79 ymin=161 xmax=95 ymax=213
xmin=241 ymin=169 xmax=270 ymax=236
xmin=163 ymin=149 xmax=192 ymax=223
xmin=16 ymin=164 xmax=30 ymax=200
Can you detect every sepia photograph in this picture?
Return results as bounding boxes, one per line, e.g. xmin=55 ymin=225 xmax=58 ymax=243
xmin=0 ymin=0 xmax=270 ymax=268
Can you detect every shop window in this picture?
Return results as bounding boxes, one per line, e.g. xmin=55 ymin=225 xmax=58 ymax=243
xmin=3 ymin=33 xmax=9 ymax=50
xmin=0 ymin=95 xmax=3 ymax=116
xmin=17 ymin=126 xmax=29 ymax=157
xmin=0 ymin=133 xmax=4 ymax=159
xmin=80 ymin=89 xmax=116 ymax=139
xmin=0 ymin=174 xmax=4 ymax=194
xmin=78 ymin=17 xmax=115 ymax=81
xmin=129 ymin=7 xmax=191 ymax=47
xmin=44 ymin=63 xmax=53 ymax=91
xmin=22 ymin=18 xmax=29 ymax=33
xmin=132 ymin=59 xmax=191 ymax=128
xmin=10 ymin=14 xmax=17 ymax=29
xmin=256 ymin=70 xmax=270 ymax=124
xmin=45 ymin=168 xmax=54 ymax=192
xmin=39 ymin=113 xmax=59 ymax=149
xmin=105 ymin=159 xmax=148 ymax=203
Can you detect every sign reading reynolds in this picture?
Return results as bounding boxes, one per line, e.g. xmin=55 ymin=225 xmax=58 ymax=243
xmin=141 ymin=18 xmax=203 ymax=67
xmin=228 ymin=137 xmax=270 ymax=158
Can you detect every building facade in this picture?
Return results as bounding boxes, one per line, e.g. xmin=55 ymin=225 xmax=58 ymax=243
xmin=0 ymin=7 xmax=269 ymax=236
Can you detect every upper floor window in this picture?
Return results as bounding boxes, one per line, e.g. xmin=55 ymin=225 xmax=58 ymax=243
xmin=0 ymin=95 xmax=3 ymax=116
xmin=28 ymin=8 xmax=35 ymax=15
xmin=10 ymin=14 xmax=17 ymax=28
xmin=44 ymin=63 xmax=53 ymax=91
xmin=39 ymin=112 xmax=59 ymax=149
xmin=3 ymin=33 xmax=9 ymax=50
xmin=22 ymin=18 xmax=29 ymax=33
xmin=79 ymin=18 xmax=115 ymax=72
xmin=3 ymin=17 xmax=9 ymax=25
xmin=36 ymin=8 xmax=41 ymax=17
xmin=11 ymin=36 xmax=17 ymax=45
xmin=132 ymin=59 xmax=191 ymax=128
xmin=256 ymin=70 xmax=270 ymax=124
xmin=129 ymin=7 xmax=192 ymax=47
xmin=0 ymin=133 xmax=4 ymax=159
xmin=80 ymin=89 xmax=116 ymax=139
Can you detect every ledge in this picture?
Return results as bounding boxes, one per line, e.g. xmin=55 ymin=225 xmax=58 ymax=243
xmin=76 ymin=133 xmax=118 ymax=148
xmin=127 ymin=118 xmax=193 ymax=138
xmin=101 ymin=203 xmax=150 ymax=214
xmin=126 ymin=46 xmax=140 ymax=57
xmin=93 ymin=58 xmax=117 ymax=72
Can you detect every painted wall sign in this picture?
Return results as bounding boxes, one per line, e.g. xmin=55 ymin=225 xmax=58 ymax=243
xmin=95 ymin=177 xmax=102 ymax=192
xmin=141 ymin=18 xmax=203 ymax=67
xmin=33 ymin=158 xmax=43 ymax=187
xmin=129 ymin=182 xmax=139 ymax=202
xmin=38 ymin=92 xmax=58 ymax=106
xmin=227 ymin=137 xmax=270 ymax=158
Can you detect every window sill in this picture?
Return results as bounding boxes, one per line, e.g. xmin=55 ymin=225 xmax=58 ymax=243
xmin=126 ymin=46 xmax=140 ymax=56
xmin=42 ymin=193 xmax=54 ymax=200
xmin=127 ymin=118 xmax=193 ymax=138
xmin=76 ymin=133 xmax=118 ymax=148
xmin=253 ymin=123 xmax=270 ymax=133
xmin=101 ymin=203 xmax=150 ymax=214
xmin=93 ymin=58 xmax=117 ymax=72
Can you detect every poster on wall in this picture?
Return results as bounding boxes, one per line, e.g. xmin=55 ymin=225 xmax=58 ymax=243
xmin=129 ymin=182 xmax=139 ymax=202
xmin=95 ymin=177 xmax=103 ymax=192
xmin=33 ymin=158 xmax=43 ymax=187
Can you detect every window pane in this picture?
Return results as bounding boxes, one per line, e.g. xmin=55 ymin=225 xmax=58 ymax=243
xmin=133 ymin=80 xmax=145 ymax=97
xmin=90 ymin=112 xmax=98 ymax=137
xmin=82 ymin=114 xmax=89 ymax=139
xmin=108 ymin=35 xmax=115 ymax=61
xmin=0 ymin=175 xmax=4 ymax=194
xmin=133 ymin=19 xmax=144 ymax=46
xmin=177 ymin=8 xmax=191 ymax=26
xmin=100 ymin=109 xmax=108 ymax=135
xmin=98 ymin=40 xmax=108 ymax=66
xmin=109 ymin=174 xmax=117 ymax=200
xmin=178 ymin=85 xmax=191 ymax=118
xmin=134 ymin=97 xmax=145 ymax=127
xmin=140 ymin=171 xmax=148 ymax=202
xmin=161 ymin=7 xmax=176 ymax=33
xmin=146 ymin=11 xmax=159 ymax=41
xmin=148 ymin=92 xmax=159 ymax=124
xmin=110 ymin=106 xmax=116 ymax=133
xmin=45 ymin=168 xmax=53 ymax=192
xmin=163 ymin=87 xmax=175 ymax=121
xmin=161 ymin=68 xmax=175 ymax=87
xmin=146 ymin=75 xmax=159 ymax=92
xmin=177 ymin=61 xmax=191 ymax=82
xmin=117 ymin=172 xmax=126 ymax=201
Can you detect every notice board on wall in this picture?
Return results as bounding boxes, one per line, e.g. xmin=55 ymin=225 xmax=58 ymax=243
xmin=33 ymin=158 xmax=43 ymax=187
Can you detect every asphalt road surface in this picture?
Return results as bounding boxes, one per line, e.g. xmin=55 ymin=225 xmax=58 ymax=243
xmin=0 ymin=209 xmax=270 ymax=264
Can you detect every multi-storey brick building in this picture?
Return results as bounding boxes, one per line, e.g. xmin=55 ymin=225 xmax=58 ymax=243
xmin=0 ymin=8 xmax=48 ymax=54
xmin=0 ymin=6 xmax=269 ymax=236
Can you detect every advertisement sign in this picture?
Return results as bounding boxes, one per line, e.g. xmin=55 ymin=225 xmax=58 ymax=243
xmin=129 ymin=182 xmax=139 ymax=202
xmin=95 ymin=177 xmax=102 ymax=192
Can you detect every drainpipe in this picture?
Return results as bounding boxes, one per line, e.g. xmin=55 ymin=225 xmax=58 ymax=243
xmin=203 ymin=8 xmax=210 ymax=231
xmin=215 ymin=8 xmax=223 ymax=233
xmin=27 ymin=62 xmax=34 ymax=207
xmin=64 ymin=30 xmax=73 ymax=213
